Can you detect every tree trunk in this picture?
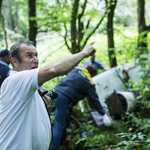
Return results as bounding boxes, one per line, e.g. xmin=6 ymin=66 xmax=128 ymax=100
xmin=0 ymin=0 xmax=8 ymax=48
xmin=137 ymin=0 xmax=148 ymax=54
xmin=106 ymin=0 xmax=117 ymax=68
xmin=0 ymin=0 xmax=2 ymax=13
xmin=28 ymin=0 xmax=37 ymax=46
xmin=70 ymin=0 xmax=79 ymax=54
xmin=70 ymin=0 xmax=106 ymax=54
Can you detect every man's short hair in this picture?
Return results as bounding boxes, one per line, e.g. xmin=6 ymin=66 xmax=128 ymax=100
xmin=10 ymin=40 xmax=33 ymax=58
xmin=86 ymin=64 xmax=98 ymax=77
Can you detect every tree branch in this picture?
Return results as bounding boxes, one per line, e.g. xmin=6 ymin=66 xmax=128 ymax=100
xmin=83 ymin=10 xmax=107 ymax=48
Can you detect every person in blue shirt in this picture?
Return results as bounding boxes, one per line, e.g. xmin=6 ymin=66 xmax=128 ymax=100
xmin=50 ymin=64 xmax=112 ymax=150
xmin=84 ymin=54 xmax=108 ymax=71
xmin=0 ymin=49 xmax=11 ymax=87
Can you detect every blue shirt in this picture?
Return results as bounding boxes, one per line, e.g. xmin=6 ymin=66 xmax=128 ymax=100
xmin=84 ymin=60 xmax=104 ymax=70
xmin=0 ymin=61 xmax=10 ymax=86
xmin=54 ymin=67 xmax=105 ymax=115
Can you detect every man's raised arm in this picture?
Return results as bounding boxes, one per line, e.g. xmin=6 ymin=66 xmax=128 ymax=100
xmin=38 ymin=44 xmax=95 ymax=86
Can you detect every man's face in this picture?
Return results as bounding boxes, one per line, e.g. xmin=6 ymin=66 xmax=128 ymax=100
xmin=13 ymin=44 xmax=39 ymax=71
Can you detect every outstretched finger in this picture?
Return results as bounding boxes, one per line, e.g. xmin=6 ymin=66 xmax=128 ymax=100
xmin=89 ymin=42 xmax=95 ymax=45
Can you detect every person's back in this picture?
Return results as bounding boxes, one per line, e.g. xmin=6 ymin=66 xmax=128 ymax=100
xmin=0 ymin=49 xmax=10 ymax=87
xmin=54 ymin=67 xmax=95 ymax=105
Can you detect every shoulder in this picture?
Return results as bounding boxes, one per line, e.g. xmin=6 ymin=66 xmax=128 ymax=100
xmin=94 ymin=60 xmax=104 ymax=69
xmin=9 ymin=69 xmax=39 ymax=83
xmin=95 ymin=60 xmax=102 ymax=64
xmin=10 ymin=68 xmax=39 ymax=76
xmin=0 ymin=64 xmax=10 ymax=71
xmin=3 ymin=69 xmax=39 ymax=90
xmin=0 ymin=66 xmax=10 ymax=76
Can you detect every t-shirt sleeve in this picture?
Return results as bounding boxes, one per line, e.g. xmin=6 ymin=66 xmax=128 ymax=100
xmin=2 ymin=69 xmax=40 ymax=104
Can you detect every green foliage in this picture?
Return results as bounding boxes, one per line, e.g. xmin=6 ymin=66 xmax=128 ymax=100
xmin=66 ymin=112 xmax=150 ymax=150
xmin=115 ymin=0 xmax=137 ymax=27
xmin=130 ymin=52 xmax=150 ymax=117
xmin=37 ymin=2 xmax=71 ymax=32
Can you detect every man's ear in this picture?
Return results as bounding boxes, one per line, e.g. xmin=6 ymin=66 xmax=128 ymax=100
xmin=11 ymin=57 xmax=18 ymax=67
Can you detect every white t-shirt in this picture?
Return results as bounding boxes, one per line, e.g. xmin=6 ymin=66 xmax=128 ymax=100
xmin=0 ymin=69 xmax=51 ymax=150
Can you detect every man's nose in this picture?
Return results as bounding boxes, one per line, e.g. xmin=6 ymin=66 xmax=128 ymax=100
xmin=33 ymin=55 xmax=38 ymax=61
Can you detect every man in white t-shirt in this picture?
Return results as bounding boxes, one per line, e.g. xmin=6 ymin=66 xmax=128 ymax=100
xmin=0 ymin=40 xmax=95 ymax=150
